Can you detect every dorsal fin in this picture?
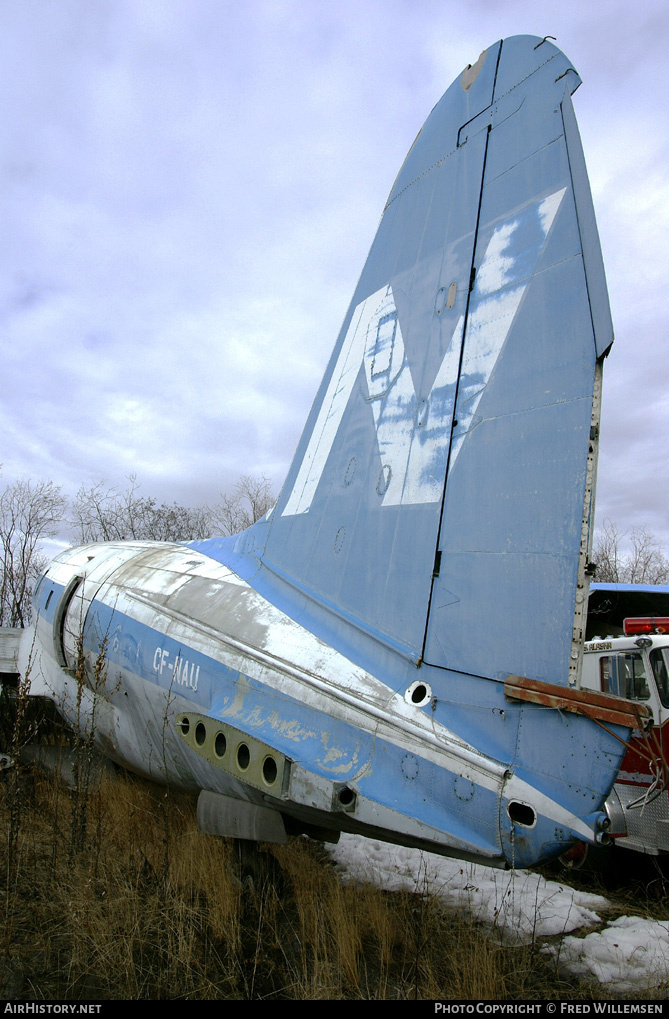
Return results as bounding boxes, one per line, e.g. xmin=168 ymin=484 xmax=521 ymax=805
xmin=202 ymin=37 xmax=612 ymax=688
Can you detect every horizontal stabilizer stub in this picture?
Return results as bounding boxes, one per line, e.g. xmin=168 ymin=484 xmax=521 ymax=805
xmin=504 ymin=674 xmax=651 ymax=730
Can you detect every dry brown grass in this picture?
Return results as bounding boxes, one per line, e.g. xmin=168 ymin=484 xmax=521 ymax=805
xmin=0 ymin=763 xmax=604 ymax=1000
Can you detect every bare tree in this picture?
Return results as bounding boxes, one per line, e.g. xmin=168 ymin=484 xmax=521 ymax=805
xmin=593 ymin=520 xmax=669 ymax=585
xmin=626 ymin=528 xmax=669 ymax=584
xmin=209 ymin=474 xmax=275 ymax=536
xmin=593 ymin=519 xmax=626 ymax=584
xmin=0 ymin=478 xmax=67 ymax=626
xmin=71 ymin=475 xmax=212 ymax=544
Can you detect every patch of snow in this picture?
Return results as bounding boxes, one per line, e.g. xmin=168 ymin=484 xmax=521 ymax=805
xmin=330 ymin=833 xmax=669 ymax=993
xmin=548 ymin=916 xmax=669 ymax=995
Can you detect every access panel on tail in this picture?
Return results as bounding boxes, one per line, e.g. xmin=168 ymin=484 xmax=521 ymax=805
xmin=26 ymin=36 xmax=644 ymax=872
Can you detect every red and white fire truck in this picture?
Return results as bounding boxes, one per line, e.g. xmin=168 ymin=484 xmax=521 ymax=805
xmin=574 ymin=612 xmax=669 ymax=864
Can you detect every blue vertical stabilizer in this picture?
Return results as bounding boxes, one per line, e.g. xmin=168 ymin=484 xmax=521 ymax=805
xmin=241 ymin=37 xmax=610 ymax=689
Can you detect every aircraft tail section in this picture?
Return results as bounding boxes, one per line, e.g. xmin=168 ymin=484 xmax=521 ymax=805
xmin=248 ymin=37 xmax=612 ymax=686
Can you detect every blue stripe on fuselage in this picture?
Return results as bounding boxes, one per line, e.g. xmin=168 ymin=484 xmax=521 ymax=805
xmin=79 ymin=596 xmax=501 ymax=855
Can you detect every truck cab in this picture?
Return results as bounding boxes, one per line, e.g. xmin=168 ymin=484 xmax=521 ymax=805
xmin=581 ymin=618 xmax=669 ymax=855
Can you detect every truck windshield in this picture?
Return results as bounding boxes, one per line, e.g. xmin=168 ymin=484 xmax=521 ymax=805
xmin=650 ymin=647 xmax=669 ymax=708
xmin=600 ymin=653 xmax=650 ymax=701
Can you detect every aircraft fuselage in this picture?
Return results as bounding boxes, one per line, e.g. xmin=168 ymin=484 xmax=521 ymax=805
xmin=26 ymin=538 xmax=624 ymax=869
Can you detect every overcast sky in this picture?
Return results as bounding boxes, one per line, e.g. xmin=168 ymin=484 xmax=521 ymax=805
xmin=2 ymin=0 xmax=668 ymax=548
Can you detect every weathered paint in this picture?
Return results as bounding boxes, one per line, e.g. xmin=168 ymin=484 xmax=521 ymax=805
xmin=23 ymin=36 xmax=631 ymax=869
xmin=28 ymin=533 xmax=624 ymax=867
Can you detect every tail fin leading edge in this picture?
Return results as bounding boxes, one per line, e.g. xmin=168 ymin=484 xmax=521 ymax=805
xmin=261 ymin=36 xmax=610 ymax=687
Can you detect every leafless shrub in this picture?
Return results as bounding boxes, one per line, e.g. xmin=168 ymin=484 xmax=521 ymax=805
xmin=209 ymin=474 xmax=275 ymax=536
xmin=0 ymin=478 xmax=66 ymax=627
xmin=594 ymin=520 xmax=669 ymax=584
xmin=70 ymin=474 xmax=212 ymax=543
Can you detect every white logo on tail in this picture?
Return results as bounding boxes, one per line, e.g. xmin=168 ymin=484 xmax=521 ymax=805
xmin=283 ymin=189 xmax=566 ymax=516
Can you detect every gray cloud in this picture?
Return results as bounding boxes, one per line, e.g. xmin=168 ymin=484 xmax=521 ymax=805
xmin=2 ymin=0 xmax=667 ymax=550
